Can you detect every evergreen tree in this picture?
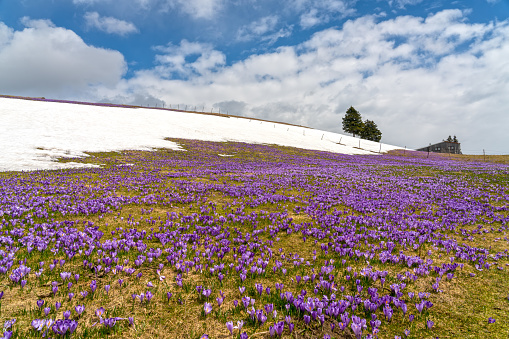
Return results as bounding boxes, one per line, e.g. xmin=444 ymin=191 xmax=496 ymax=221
xmin=359 ymin=119 xmax=382 ymax=142
xmin=447 ymin=135 xmax=453 ymax=142
xmin=342 ymin=106 xmax=364 ymax=137
xmin=453 ymin=135 xmax=458 ymax=143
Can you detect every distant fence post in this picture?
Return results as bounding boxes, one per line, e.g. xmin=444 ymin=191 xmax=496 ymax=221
xmin=379 ymin=143 xmax=381 ymax=154
xmin=483 ymin=149 xmax=486 ymax=162
xmin=358 ymin=139 xmax=360 ymax=148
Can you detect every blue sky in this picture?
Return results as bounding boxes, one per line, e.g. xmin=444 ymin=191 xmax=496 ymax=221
xmin=1 ymin=0 xmax=509 ymax=153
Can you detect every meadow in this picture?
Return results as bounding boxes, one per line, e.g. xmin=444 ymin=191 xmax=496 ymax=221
xmin=0 ymin=139 xmax=508 ymax=338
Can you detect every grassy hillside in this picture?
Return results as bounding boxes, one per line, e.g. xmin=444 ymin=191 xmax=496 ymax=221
xmin=0 ymin=140 xmax=508 ymax=338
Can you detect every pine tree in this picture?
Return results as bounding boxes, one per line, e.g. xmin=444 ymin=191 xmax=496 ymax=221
xmin=359 ymin=119 xmax=382 ymax=142
xmin=453 ymin=135 xmax=458 ymax=143
xmin=447 ymin=135 xmax=453 ymax=142
xmin=342 ymin=106 xmax=364 ymax=137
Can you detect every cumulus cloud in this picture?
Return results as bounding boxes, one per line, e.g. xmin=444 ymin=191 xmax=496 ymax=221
xmin=153 ymin=39 xmax=225 ymax=77
xmin=388 ymin=0 xmax=424 ymax=8
xmin=212 ymin=100 xmax=247 ymax=115
xmin=84 ymin=12 xmax=139 ymax=36
xmin=99 ymin=93 xmax=166 ymax=107
xmin=237 ymin=16 xmax=278 ymax=40
xmin=0 ymin=18 xmax=126 ymax=97
xmin=0 ymin=22 xmax=14 ymax=48
xmin=236 ymin=15 xmax=292 ymax=45
xmin=297 ymin=0 xmax=356 ymax=29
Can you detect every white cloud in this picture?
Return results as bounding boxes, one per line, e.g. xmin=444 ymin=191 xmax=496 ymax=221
xmin=74 ymin=0 xmax=216 ymax=17
xmin=237 ymin=16 xmax=279 ymax=41
xmin=0 ymin=22 xmax=14 ymax=48
xmin=162 ymin=0 xmax=224 ymax=19
xmin=0 ymin=18 xmax=126 ymax=97
xmin=153 ymin=39 xmax=225 ymax=77
xmin=390 ymin=0 xmax=424 ymax=8
xmin=84 ymin=12 xmax=138 ymax=36
xmin=297 ymin=0 xmax=356 ymax=29
xmin=236 ymin=15 xmax=292 ymax=44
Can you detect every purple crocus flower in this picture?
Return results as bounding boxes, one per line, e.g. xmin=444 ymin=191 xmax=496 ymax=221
xmin=95 ymin=307 xmax=105 ymax=317
xmin=488 ymin=317 xmax=496 ymax=324
xmin=102 ymin=318 xmax=117 ymax=328
xmin=226 ymin=321 xmax=234 ymax=335
xmin=275 ymin=321 xmax=284 ymax=336
xmin=75 ymin=305 xmax=85 ymax=315
xmin=255 ymin=283 xmax=263 ymax=296
xmin=303 ymin=315 xmax=311 ymax=324
xmin=146 ymin=291 xmax=153 ymax=302
xmin=204 ymin=302 xmax=212 ymax=315
xmin=383 ymin=305 xmax=393 ymax=321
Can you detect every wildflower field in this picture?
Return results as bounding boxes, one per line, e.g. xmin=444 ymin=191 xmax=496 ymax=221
xmin=0 ymin=139 xmax=508 ymax=338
